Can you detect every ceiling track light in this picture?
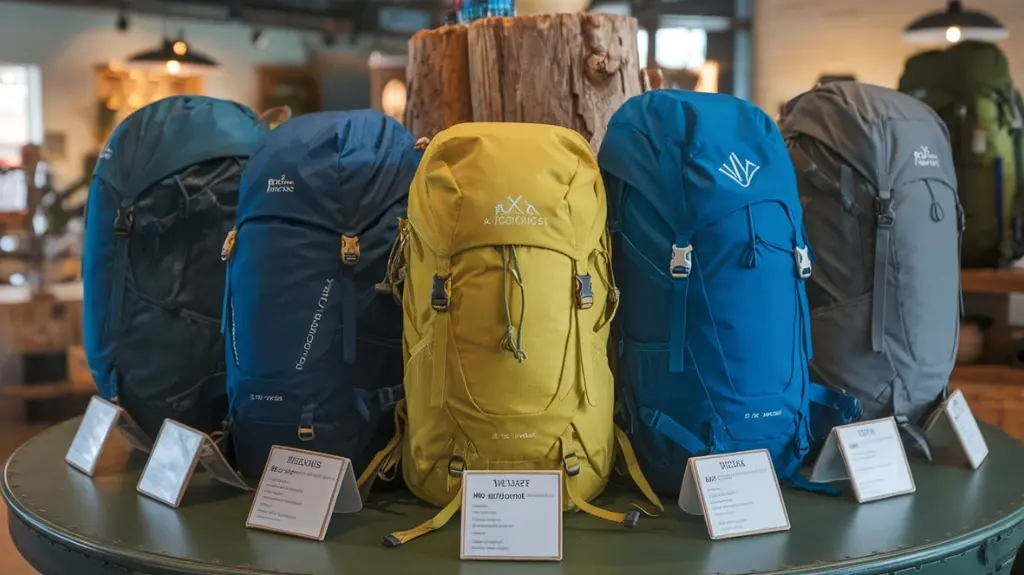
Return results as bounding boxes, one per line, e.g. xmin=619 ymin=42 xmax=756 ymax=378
xmin=902 ymin=0 xmax=1008 ymax=44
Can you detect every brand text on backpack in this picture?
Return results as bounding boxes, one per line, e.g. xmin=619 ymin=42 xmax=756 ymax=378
xmin=267 ymin=174 xmax=296 ymax=193
xmin=295 ymin=278 xmax=334 ymax=370
xmin=913 ymin=146 xmax=939 ymax=167
xmin=484 ymin=195 xmax=548 ymax=227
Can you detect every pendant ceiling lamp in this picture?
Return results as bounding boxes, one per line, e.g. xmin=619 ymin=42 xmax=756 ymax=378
xmin=902 ymin=0 xmax=1008 ymax=44
xmin=126 ymin=33 xmax=219 ymax=75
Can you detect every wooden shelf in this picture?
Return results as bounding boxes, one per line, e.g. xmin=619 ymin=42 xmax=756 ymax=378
xmin=0 ymin=380 xmax=94 ymax=401
xmin=961 ymin=268 xmax=1024 ymax=294
xmin=952 ymin=363 xmax=1024 ymax=386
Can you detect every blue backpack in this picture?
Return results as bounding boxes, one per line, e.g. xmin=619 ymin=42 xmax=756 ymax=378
xmin=597 ymin=90 xmax=859 ymax=495
xmin=83 ymin=95 xmax=265 ymax=440
xmin=222 ymin=110 xmax=421 ymax=479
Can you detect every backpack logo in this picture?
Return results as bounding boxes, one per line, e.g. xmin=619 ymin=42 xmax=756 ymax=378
xmin=913 ymin=146 xmax=939 ymax=168
xmin=266 ymin=174 xmax=295 ymax=193
xmin=485 ymin=195 xmax=548 ymax=227
xmin=718 ymin=153 xmax=760 ymax=188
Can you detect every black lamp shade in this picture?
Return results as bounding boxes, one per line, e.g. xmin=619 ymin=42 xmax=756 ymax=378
xmin=903 ymin=0 xmax=1008 ymax=43
xmin=126 ymin=39 xmax=219 ymax=73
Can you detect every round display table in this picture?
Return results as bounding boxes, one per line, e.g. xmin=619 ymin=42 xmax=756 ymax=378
xmin=4 ymin=418 xmax=1024 ymax=575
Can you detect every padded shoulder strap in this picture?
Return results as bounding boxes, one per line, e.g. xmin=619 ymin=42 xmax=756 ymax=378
xmin=659 ymin=142 xmax=693 ymax=374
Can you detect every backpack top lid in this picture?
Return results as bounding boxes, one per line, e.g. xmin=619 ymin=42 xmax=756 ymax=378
xmin=900 ymin=41 xmax=1012 ymax=96
xmin=598 ymin=90 xmax=795 ymax=235
xmin=781 ymin=81 xmax=956 ymax=190
xmin=239 ymin=109 xmax=419 ymax=235
xmin=410 ymin=122 xmax=603 ymax=261
xmin=94 ymin=95 xmax=263 ymax=198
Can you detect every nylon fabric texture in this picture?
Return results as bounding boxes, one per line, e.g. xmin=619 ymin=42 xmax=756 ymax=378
xmin=83 ymin=95 xmax=265 ymax=439
xmin=222 ymin=110 xmax=420 ymax=480
xmin=599 ymin=90 xmax=851 ymax=497
xmin=371 ymin=122 xmax=662 ymax=547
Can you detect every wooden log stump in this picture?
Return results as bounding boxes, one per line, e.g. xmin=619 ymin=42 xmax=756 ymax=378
xmin=405 ymin=13 xmax=642 ymax=151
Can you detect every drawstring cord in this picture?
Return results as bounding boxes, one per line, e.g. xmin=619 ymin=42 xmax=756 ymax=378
xmin=744 ymin=206 xmax=761 ymax=268
xmin=375 ymin=219 xmax=409 ymax=303
xmin=499 ymin=246 xmax=527 ymax=361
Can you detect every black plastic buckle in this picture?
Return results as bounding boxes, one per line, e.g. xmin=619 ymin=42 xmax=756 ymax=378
xmin=431 ymin=275 xmax=451 ymax=312
xmin=377 ymin=386 xmax=402 ymax=409
xmin=447 ymin=456 xmax=465 ymax=477
xmin=113 ymin=206 xmax=134 ymax=235
xmin=575 ymin=274 xmax=594 ymax=309
xmin=875 ymin=196 xmax=895 ymax=229
xmin=622 ymin=510 xmax=640 ymax=528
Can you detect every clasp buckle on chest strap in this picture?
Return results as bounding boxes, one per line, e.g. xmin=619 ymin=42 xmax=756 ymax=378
xmin=794 ymin=246 xmax=812 ymax=279
xmin=431 ymin=275 xmax=451 ymax=312
xmin=670 ymin=244 xmax=693 ymax=279
xmin=875 ymin=195 xmax=895 ymax=229
xmin=113 ymin=206 xmax=134 ymax=235
xmin=341 ymin=234 xmax=360 ymax=265
xmin=575 ymin=273 xmax=594 ymax=309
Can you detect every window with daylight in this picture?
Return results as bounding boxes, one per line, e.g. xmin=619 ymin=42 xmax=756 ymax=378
xmin=637 ymin=27 xmax=707 ymax=71
xmin=0 ymin=64 xmax=43 ymax=212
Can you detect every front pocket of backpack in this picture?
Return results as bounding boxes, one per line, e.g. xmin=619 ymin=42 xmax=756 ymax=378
xmin=619 ymin=338 xmax=695 ymax=469
xmin=810 ymin=293 xmax=898 ymax=406
xmin=229 ymin=219 xmax=343 ymax=377
xmin=230 ymin=377 xmax=307 ymax=478
xmin=402 ymin=337 xmax=456 ymax=492
xmin=891 ymin=181 xmax=960 ymax=366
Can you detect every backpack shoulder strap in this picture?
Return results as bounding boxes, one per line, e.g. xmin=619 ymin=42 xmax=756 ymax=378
xmin=870 ymin=176 xmax=894 ymax=354
xmin=659 ymin=142 xmax=693 ymax=374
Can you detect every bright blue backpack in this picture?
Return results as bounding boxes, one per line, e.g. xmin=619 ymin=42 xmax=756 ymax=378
xmin=83 ymin=95 xmax=265 ymax=440
xmin=222 ymin=110 xmax=420 ymax=479
xmin=598 ymin=90 xmax=859 ymax=495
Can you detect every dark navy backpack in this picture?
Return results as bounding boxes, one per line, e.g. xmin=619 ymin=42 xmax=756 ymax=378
xmin=83 ymin=95 xmax=265 ymax=440
xmin=222 ymin=110 xmax=420 ymax=479
xmin=597 ymin=90 xmax=859 ymax=496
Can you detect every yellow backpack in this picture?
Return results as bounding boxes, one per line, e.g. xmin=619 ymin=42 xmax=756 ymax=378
xmin=367 ymin=122 xmax=661 ymax=547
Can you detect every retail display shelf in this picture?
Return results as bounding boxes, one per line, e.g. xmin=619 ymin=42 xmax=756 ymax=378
xmin=961 ymin=268 xmax=1024 ymax=295
xmin=3 ymin=418 xmax=1024 ymax=575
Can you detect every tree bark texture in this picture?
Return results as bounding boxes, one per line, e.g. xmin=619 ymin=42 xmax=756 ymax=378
xmin=405 ymin=13 xmax=642 ymax=151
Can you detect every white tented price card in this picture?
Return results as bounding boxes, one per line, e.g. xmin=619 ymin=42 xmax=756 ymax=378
xmin=245 ymin=446 xmax=362 ymax=541
xmin=678 ymin=449 xmax=790 ymax=540
xmin=925 ymin=389 xmax=990 ymax=470
xmin=810 ymin=416 xmax=916 ymax=503
xmin=65 ymin=395 xmax=152 ymax=476
xmin=460 ymin=470 xmax=562 ymax=561
xmin=136 ymin=420 xmax=250 ymax=508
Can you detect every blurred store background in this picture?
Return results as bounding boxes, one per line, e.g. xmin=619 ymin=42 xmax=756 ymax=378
xmin=1 ymin=1 xmax=1023 ymax=572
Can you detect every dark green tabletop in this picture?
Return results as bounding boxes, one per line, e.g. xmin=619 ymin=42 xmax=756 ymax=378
xmin=3 ymin=418 xmax=1024 ymax=575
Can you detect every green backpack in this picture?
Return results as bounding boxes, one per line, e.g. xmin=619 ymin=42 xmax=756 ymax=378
xmin=899 ymin=41 xmax=1024 ymax=268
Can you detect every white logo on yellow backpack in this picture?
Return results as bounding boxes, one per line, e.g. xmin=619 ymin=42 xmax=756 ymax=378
xmin=484 ymin=195 xmax=548 ymax=227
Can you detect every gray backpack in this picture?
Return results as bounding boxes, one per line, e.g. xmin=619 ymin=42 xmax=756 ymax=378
xmin=781 ymin=81 xmax=962 ymax=458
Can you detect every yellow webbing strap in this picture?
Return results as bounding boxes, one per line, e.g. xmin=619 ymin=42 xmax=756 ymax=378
xmin=357 ymin=400 xmax=407 ymax=490
xmin=614 ymin=426 xmax=664 ymax=516
xmin=573 ymin=262 xmax=596 ymax=408
xmin=383 ymin=484 xmax=463 ymax=547
xmin=430 ymin=256 xmax=451 ymax=408
xmin=559 ymin=431 xmax=640 ymax=527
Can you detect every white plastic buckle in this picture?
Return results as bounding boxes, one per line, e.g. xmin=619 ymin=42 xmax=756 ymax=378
xmin=670 ymin=244 xmax=693 ymax=279
xmin=794 ymin=246 xmax=812 ymax=279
